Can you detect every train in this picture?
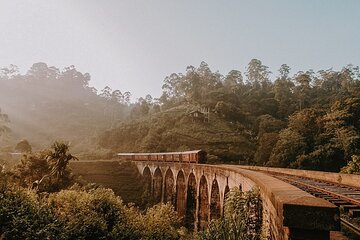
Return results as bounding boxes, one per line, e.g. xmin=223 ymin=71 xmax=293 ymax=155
xmin=117 ymin=150 xmax=207 ymax=164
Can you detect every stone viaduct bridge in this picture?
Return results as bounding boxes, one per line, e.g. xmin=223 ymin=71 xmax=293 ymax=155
xmin=71 ymin=161 xmax=344 ymax=240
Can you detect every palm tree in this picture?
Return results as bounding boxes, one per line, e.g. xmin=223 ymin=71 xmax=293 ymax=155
xmin=46 ymin=141 xmax=78 ymax=179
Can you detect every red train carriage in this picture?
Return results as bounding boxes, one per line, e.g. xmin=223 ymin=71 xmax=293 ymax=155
xmin=117 ymin=150 xmax=207 ymax=164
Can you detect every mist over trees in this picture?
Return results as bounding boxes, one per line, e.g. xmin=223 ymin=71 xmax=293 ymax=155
xmin=101 ymin=60 xmax=360 ymax=172
xmin=1 ymin=60 xmax=360 ymax=172
xmin=0 ymin=63 xmax=131 ymax=154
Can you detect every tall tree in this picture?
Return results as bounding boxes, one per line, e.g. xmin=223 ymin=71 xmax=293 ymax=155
xmin=245 ymin=59 xmax=271 ymax=89
xmin=293 ymin=70 xmax=314 ymax=110
xmin=278 ymin=64 xmax=291 ymax=80
xmin=46 ymin=141 xmax=78 ymax=179
xmin=224 ymin=70 xmax=243 ymax=93
xmin=273 ymin=65 xmax=295 ymax=118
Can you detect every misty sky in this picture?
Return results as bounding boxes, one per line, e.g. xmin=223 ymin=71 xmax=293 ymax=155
xmin=1 ymin=0 xmax=359 ymax=100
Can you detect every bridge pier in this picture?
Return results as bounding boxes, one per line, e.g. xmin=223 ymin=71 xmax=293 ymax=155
xmin=153 ymin=168 xmax=163 ymax=203
xmin=164 ymin=168 xmax=175 ymax=204
xmin=175 ymin=171 xmax=186 ymax=218
xmin=185 ymin=172 xmax=197 ymax=230
xmin=198 ymin=175 xmax=209 ymax=231
xmin=210 ymin=178 xmax=221 ymax=220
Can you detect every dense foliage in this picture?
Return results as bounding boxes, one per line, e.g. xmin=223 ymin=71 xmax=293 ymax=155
xmin=1 ymin=60 xmax=360 ymax=172
xmin=341 ymin=155 xmax=360 ymax=174
xmin=0 ymin=144 xmax=186 ymax=240
xmin=0 ymin=182 xmax=185 ymax=240
xmin=11 ymin=142 xmax=77 ymax=192
xmin=100 ymin=60 xmax=360 ymax=172
xmin=198 ymin=187 xmax=263 ymax=240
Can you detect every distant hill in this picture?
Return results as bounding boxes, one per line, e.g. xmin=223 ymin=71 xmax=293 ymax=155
xmin=100 ymin=60 xmax=360 ymax=171
xmin=99 ymin=104 xmax=255 ymax=163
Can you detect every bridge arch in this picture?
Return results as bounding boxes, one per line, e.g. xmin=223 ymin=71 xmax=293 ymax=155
xmin=125 ymin=161 xmax=340 ymax=240
xmin=153 ymin=167 xmax=163 ymax=203
xmin=164 ymin=168 xmax=175 ymax=204
xmin=185 ymin=172 xmax=197 ymax=230
xmin=175 ymin=170 xmax=186 ymax=219
xmin=198 ymin=175 xmax=209 ymax=231
xmin=210 ymin=178 xmax=221 ymax=220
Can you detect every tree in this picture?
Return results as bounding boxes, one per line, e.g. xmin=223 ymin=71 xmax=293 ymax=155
xmin=224 ymin=70 xmax=243 ymax=93
xmin=0 ymin=64 xmax=19 ymax=79
xmin=268 ymin=108 xmax=323 ymax=168
xmin=13 ymin=150 xmax=53 ymax=190
xmin=183 ymin=65 xmax=202 ymax=102
xmin=278 ymin=64 xmax=291 ymax=80
xmin=0 ymin=183 xmax=59 ymax=240
xmin=130 ymin=98 xmax=150 ymax=118
xmin=140 ymin=203 xmax=182 ymax=239
xmin=15 ymin=139 xmax=32 ymax=153
xmin=268 ymin=128 xmax=307 ymax=167
xmin=60 ymin=65 xmax=90 ymax=89
xmin=254 ymin=115 xmax=285 ymax=165
xmin=245 ymin=59 xmax=271 ymax=89
xmin=268 ymin=106 xmax=353 ymax=171
xmin=46 ymin=141 xmax=78 ymax=179
xmin=255 ymin=132 xmax=279 ymax=166
xmin=323 ymin=98 xmax=360 ymax=161
xmin=341 ymin=155 xmax=360 ymax=174
xmin=27 ymin=62 xmax=58 ymax=83
xmin=100 ymin=86 xmax=112 ymax=100
xmin=162 ymin=73 xmax=183 ymax=100
xmin=293 ymin=70 xmax=314 ymax=110
xmin=12 ymin=141 xmax=77 ymax=192
xmin=273 ymin=64 xmax=296 ymax=118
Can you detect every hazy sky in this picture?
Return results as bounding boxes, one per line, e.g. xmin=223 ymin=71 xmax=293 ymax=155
xmin=1 ymin=0 xmax=359 ymax=100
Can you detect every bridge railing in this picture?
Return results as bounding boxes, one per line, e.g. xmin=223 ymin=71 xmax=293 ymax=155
xmin=238 ymin=165 xmax=360 ymax=188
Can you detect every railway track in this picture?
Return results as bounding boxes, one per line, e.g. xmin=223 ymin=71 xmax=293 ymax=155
xmin=268 ymin=172 xmax=360 ymax=239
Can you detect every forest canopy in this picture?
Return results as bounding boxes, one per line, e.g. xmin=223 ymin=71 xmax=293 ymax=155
xmin=100 ymin=60 xmax=360 ymax=172
xmin=1 ymin=60 xmax=360 ymax=172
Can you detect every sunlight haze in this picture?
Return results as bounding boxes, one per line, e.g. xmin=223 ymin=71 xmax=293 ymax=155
xmin=0 ymin=0 xmax=359 ymax=100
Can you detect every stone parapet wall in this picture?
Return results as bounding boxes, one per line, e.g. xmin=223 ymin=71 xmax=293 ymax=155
xmin=218 ymin=165 xmax=339 ymax=240
xmin=238 ymin=166 xmax=360 ymax=188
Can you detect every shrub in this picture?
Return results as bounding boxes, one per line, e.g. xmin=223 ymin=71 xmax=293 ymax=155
xmin=341 ymin=155 xmax=360 ymax=174
xmin=0 ymin=183 xmax=60 ymax=239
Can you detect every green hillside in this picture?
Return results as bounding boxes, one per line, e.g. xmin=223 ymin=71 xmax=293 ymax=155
xmin=99 ymin=104 xmax=255 ymax=162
